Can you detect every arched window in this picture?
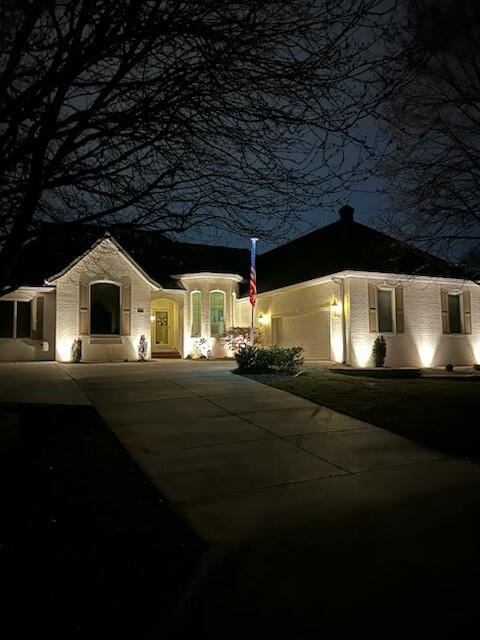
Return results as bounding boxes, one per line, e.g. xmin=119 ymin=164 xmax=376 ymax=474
xmin=210 ymin=291 xmax=225 ymax=336
xmin=90 ymin=283 xmax=120 ymax=335
xmin=191 ymin=291 xmax=201 ymax=337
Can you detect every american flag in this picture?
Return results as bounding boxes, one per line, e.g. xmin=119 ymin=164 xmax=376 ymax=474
xmin=249 ymin=238 xmax=258 ymax=307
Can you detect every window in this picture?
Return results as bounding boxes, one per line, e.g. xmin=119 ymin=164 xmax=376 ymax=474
xmin=90 ymin=283 xmax=120 ymax=335
xmin=191 ymin=291 xmax=201 ymax=337
xmin=210 ymin=291 xmax=225 ymax=336
xmin=16 ymin=301 xmax=31 ymax=338
xmin=0 ymin=301 xmax=14 ymax=338
xmin=0 ymin=300 xmax=32 ymax=338
xmin=377 ymin=289 xmax=393 ymax=333
xmin=448 ymin=294 xmax=462 ymax=334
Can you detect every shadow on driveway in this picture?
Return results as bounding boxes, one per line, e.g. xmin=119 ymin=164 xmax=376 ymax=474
xmin=0 ymin=403 xmax=204 ymax=638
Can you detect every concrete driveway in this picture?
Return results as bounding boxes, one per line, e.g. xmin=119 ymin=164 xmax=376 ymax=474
xmin=4 ymin=360 xmax=480 ymax=636
xmin=59 ymin=360 xmax=448 ymax=536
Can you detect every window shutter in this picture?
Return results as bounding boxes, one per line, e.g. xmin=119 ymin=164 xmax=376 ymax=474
xmin=440 ymin=290 xmax=449 ymax=334
xmin=368 ymin=284 xmax=377 ymax=332
xmin=395 ymin=287 xmax=405 ymax=334
xmin=463 ymin=289 xmax=472 ymax=334
xmin=79 ymin=282 xmax=89 ymax=335
xmin=121 ymin=284 xmax=131 ymax=335
xmin=34 ymin=296 xmax=44 ymax=340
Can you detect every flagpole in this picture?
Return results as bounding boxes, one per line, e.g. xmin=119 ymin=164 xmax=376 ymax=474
xmin=250 ymin=238 xmax=258 ymax=346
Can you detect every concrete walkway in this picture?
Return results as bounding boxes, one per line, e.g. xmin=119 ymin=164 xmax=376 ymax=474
xmin=4 ymin=360 xmax=480 ymax=635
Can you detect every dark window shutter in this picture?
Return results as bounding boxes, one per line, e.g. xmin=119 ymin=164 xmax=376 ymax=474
xmin=368 ymin=284 xmax=377 ymax=332
xmin=440 ymin=290 xmax=449 ymax=334
xmin=463 ymin=289 xmax=472 ymax=334
xmin=121 ymin=284 xmax=131 ymax=335
xmin=79 ymin=282 xmax=89 ymax=335
xmin=33 ymin=296 xmax=44 ymax=340
xmin=395 ymin=287 xmax=405 ymax=333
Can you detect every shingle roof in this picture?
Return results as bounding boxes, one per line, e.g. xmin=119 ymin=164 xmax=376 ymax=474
xmin=254 ymin=216 xmax=468 ymax=293
xmin=6 ymin=225 xmax=250 ymax=290
xmin=5 ymin=212 xmax=470 ymax=294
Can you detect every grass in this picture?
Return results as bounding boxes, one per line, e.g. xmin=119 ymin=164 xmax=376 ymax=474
xmin=0 ymin=403 xmax=204 ymax=639
xmin=251 ymin=370 xmax=480 ymax=460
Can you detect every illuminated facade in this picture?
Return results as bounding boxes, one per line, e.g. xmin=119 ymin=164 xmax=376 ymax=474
xmin=1 ymin=208 xmax=479 ymax=366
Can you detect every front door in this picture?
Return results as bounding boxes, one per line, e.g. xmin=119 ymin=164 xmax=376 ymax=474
xmin=155 ymin=310 xmax=170 ymax=347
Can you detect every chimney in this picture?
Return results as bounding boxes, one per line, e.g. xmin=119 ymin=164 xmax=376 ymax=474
xmin=339 ymin=205 xmax=354 ymax=223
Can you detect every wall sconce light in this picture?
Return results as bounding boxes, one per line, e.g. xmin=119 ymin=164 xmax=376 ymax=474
xmin=150 ymin=314 xmax=155 ymax=322
xmin=331 ymin=298 xmax=342 ymax=317
xmin=258 ymin=313 xmax=269 ymax=326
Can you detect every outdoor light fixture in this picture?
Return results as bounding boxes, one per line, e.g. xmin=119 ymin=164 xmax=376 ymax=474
xmin=258 ymin=313 xmax=269 ymax=326
xmin=331 ymin=298 xmax=342 ymax=316
xmin=150 ymin=314 xmax=155 ymax=322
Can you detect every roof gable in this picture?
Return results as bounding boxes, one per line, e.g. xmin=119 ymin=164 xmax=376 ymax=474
xmin=46 ymin=235 xmax=162 ymax=289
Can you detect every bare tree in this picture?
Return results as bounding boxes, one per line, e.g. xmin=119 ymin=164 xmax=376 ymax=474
xmin=0 ymin=0 xmax=397 ymax=286
xmin=380 ymin=0 xmax=480 ymax=255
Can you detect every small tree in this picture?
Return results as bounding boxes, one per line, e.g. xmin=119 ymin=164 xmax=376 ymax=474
xmin=138 ymin=335 xmax=148 ymax=361
xmin=71 ymin=338 xmax=82 ymax=363
xmin=372 ymin=335 xmax=387 ymax=367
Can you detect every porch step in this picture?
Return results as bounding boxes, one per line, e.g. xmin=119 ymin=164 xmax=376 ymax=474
xmin=151 ymin=351 xmax=182 ymax=359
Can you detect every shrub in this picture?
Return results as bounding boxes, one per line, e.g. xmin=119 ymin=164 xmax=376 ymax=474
xmin=372 ymin=335 xmax=387 ymax=367
xmin=71 ymin=338 xmax=82 ymax=363
xmin=222 ymin=326 xmax=261 ymax=355
xmin=235 ymin=345 xmax=304 ymax=374
xmin=190 ymin=337 xmax=211 ymax=359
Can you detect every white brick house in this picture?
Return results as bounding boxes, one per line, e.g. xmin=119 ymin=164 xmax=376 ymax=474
xmin=1 ymin=207 xmax=479 ymax=367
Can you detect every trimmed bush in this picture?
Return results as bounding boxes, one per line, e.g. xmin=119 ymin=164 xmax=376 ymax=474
xmin=235 ymin=345 xmax=304 ymax=375
xmin=372 ymin=335 xmax=387 ymax=367
xmin=222 ymin=326 xmax=262 ymax=354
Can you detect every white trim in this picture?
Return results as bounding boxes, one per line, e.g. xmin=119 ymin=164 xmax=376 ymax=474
xmin=342 ymin=269 xmax=477 ymax=287
xmin=236 ymin=269 xmax=479 ymax=302
xmin=45 ymin=236 xmax=161 ymax=290
xmin=0 ymin=285 xmax=55 ymax=301
xmin=174 ymin=272 xmax=244 ymax=282
xmin=160 ymin=288 xmax=186 ymax=295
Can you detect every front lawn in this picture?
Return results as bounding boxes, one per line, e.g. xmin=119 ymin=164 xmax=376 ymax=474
xmin=252 ymin=370 xmax=480 ymax=460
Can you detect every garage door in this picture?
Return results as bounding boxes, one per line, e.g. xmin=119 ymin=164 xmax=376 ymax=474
xmin=272 ymin=310 xmax=330 ymax=360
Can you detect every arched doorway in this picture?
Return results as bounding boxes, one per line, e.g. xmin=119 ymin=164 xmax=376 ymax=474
xmin=150 ymin=297 xmax=180 ymax=355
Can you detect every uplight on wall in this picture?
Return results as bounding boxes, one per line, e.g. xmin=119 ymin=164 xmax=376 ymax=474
xmin=354 ymin=342 xmax=371 ymax=368
xmin=418 ymin=343 xmax=435 ymax=367
xmin=473 ymin=342 xmax=480 ymax=364
xmin=57 ymin=338 xmax=73 ymax=362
